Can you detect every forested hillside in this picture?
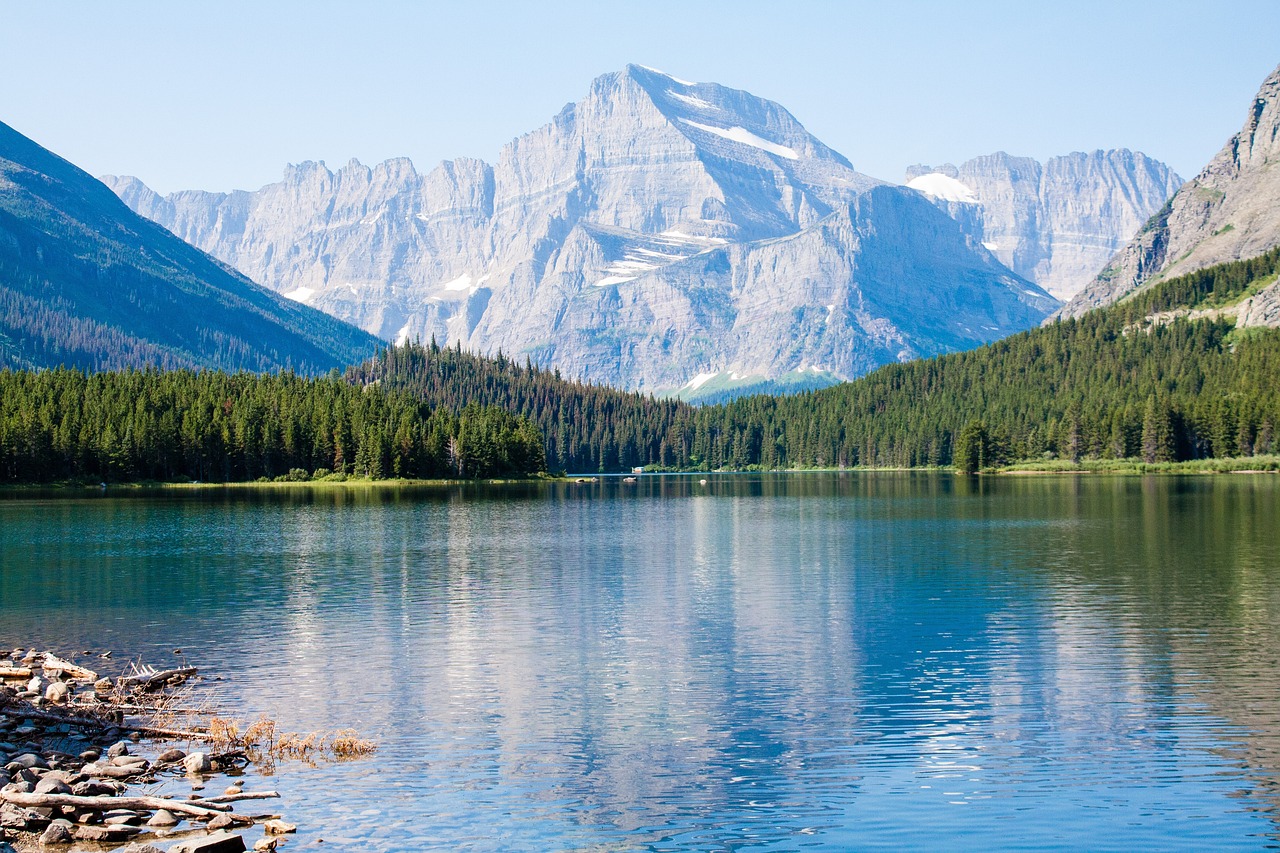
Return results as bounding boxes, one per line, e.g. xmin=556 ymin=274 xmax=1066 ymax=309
xmin=0 ymin=369 xmax=544 ymax=483
xmin=350 ymin=343 xmax=689 ymax=473
xmin=0 ymin=120 xmax=380 ymax=372
xmin=5 ymin=248 xmax=1275 ymax=482
xmin=362 ymin=249 xmax=1280 ymax=472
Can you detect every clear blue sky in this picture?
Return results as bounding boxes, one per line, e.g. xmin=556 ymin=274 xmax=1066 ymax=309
xmin=3 ymin=1 xmax=1277 ymax=194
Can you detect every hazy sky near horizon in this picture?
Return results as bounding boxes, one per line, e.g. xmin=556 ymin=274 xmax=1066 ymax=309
xmin=4 ymin=1 xmax=1278 ymax=194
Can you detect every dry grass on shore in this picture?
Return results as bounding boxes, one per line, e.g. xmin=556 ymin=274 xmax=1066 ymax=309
xmin=205 ymin=714 xmax=376 ymax=761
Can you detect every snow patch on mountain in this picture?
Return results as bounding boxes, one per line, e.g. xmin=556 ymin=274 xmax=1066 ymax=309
xmin=637 ymin=65 xmax=695 ymax=86
xmin=683 ymin=371 xmax=718 ymax=391
xmin=907 ymin=173 xmax=979 ymax=204
xmin=679 ymin=119 xmax=799 ymax=160
xmin=667 ymin=90 xmax=716 ymax=111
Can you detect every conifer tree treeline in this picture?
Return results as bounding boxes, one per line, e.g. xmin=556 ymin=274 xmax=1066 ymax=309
xmin=4 ymin=250 xmax=1278 ymax=481
xmin=364 ymin=249 xmax=1280 ymax=471
xmin=348 ymin=341 xmax=690 ymax=473
xmin=0 ymin=369 xmax=545 ymax=483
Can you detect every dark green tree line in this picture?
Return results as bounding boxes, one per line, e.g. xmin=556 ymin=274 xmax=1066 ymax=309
xmin=0 ymin=368 xmax=544 ymax=483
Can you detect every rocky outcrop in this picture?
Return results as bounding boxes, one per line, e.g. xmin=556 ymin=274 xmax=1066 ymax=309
xmin=1055 ymin=64 xmax=1280 ymax=322
xmin=906 ymin=150 xmax=1182 ymax=301
xmin=105 ymin=65 xmax=1056 ymax=391
xmin=1235 ymin=280 xmax=1280 ymax=328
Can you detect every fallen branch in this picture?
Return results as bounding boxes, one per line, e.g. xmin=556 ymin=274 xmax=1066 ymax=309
xmin=197 ymin=791 xmax=281 ymax=804
xmin=120 ymin=666 xmax=197 ymax=692
xmin=0 ymin=705 xmax=223 ymax=743
xmin=110 ymin=703 xmax=216 ymax=715
xmin=42 ymin=653 xmax=97 ymax=681
xmin=1 ymin=790 xmax=229 ymax=817
xmin=1 ymin=705 xmax=114 ymax=730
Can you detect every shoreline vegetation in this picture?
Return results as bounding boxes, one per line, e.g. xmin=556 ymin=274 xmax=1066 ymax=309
xmin=0 ymin=474 xmax=565 ymax=493
xmin=1 ymin=455 xmax=1277 ymax=493
xmin=995 ymin=455 xmax=1280 ymax=475
xmin=0 ymin=647 xmax=374 ymax=852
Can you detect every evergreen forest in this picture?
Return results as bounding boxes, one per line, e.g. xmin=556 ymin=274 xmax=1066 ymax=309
xmin=2 ymin=248 xmax=1278 ymax=482
xmin=0 ymin=369 xmax=545 ymax=483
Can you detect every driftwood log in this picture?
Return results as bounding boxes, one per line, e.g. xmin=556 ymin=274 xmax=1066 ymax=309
xmin=41 ymin=653 xmax=98 ymax=681
xmin=1 ymin=790 xmax=229 ymax=817
xmin=120 ymin=666 xmax=198 ymax=692
xmin=0 ymin=706 xmax=212 ymax=742
xmin=198 ymin=791 xmax=281 ymax=805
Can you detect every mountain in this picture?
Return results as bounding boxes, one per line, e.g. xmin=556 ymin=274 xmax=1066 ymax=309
xmin=1056 ymin=63 xmax=1280 ymax=322
xmin=104 ymin=65 xmax=1056 ymax=395
xmin=0 ymin=120 xmax=380 ymax=372
xmin=905 ymin=150 xmax=1182 ymax=301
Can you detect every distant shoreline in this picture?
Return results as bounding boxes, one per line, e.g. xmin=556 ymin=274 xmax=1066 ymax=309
xmin=631 ymin=457 xmax=1280 ymax=476
xmin=2 ymin=458 xmax=1277 ymax=493
xmin=0 ymin=475 xmax=562 ymax=493
xmin=993 ymin=456 xmax=1280 ymax=475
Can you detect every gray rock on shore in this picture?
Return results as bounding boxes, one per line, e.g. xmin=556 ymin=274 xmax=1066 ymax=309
xmin=182 ymin=752 xmax=212 ymax=774
xmin=168 ymin=830 xmax=248 ymax=852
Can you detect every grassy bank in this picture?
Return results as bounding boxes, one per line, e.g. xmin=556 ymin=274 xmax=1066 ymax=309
xmin=995 ymin=455 xmax=1280 ymax=475
xmin=0 ymin=473 xmax=565 ymax=492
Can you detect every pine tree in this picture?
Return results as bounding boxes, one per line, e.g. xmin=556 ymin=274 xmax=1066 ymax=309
xmin=954 ymin=420 xmax=989 ymax=474
xmin=1141 ymin=396 xmax=1175 ymax=463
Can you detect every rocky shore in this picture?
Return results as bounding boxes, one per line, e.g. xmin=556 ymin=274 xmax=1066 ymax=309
xmin=0 ymin=647 xmax=316 ymax=853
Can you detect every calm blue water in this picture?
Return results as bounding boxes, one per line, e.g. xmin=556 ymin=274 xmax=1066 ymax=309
xmin=2 ymin=473 xmax=1279 ymax=851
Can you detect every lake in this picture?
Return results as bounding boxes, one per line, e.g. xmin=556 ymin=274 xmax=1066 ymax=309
xmin=2 ymin=473 xmax=1279 ymax=850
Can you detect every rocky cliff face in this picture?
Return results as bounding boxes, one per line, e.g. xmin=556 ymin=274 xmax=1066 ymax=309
xmin=905 ymin=150 xmax=1182 ymax=301
xmin=1055 ymin=64 xmax=1280 ymax=323
xmin=104 ymin=65 xmax=1056 ymax=392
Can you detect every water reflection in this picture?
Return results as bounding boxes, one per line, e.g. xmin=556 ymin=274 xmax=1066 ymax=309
xmin=1 ymin=474 xmax=1278 ymax=850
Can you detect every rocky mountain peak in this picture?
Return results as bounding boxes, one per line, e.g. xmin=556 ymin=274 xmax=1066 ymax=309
xmin=904 ymin=149 xmax=1181 ymax=300
xmin=1055 ymin=63 xmax=1280 ymax=321
xmin=905 ymin=163 xmax=959 ymax=182
xmin=1215 ymin=64 xmax=1280 ymax=177
xmin=103 ymin=66 xmax=1056 ymax=395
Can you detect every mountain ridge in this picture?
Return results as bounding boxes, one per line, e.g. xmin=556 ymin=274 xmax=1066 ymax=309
xmin=0 ymin=119 xmax=381 ymax=372
xmin=905 ymin=149 xmax=1182 ymax=300
xmin=103 ymin=65 xmax=1055 ymax=393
